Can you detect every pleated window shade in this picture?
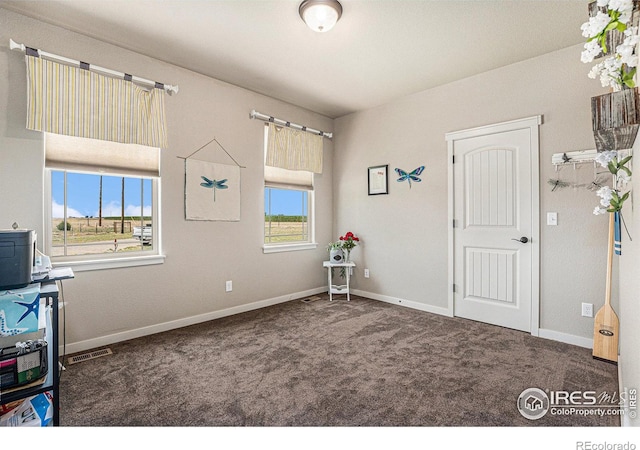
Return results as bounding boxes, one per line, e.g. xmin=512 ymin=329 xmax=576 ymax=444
xmin=45 ymin=132 xmax=160 ymax=178
xmin=25 ymin=55 xmax=168 ymax=149
xmin=264 ymin=164 xmax=313 ymax=191
xmin=264 ymin=124 xmax=314 ymax=190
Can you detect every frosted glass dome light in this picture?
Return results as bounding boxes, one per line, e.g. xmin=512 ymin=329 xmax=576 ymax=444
xmin=299 ymin=0 xmax=343 ymax=33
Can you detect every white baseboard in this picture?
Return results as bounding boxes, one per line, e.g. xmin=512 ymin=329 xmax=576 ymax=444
xmin=62 ymin=287 xmax=608 ymax=371
xmin=354 ymin=289 xmax=597 ymax=351
xmin=60 ymin=287 xmax=326 ymax=356
xmin=351 ymin=289 xmax=451 ymax=317
xmin=537 ymin=328 xmax=594 ymax=349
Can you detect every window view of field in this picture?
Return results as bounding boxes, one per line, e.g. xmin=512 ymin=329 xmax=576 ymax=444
xmin=264 ymin=188 xmax=309 ymax=244
xmin=51 ymin=216 xmax=152 ymax=256
xmin=264 ymin=215 xmax=308 ymax=243
xmin=51 ymin=171 xmax=153 ymax=257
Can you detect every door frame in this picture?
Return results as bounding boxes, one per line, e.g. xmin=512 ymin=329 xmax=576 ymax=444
xmin=445 ymin=116 xmax=542 ymax=336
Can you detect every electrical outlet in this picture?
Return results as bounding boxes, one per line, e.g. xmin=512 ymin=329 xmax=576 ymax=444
xmin=582 ymin=302 xmax=593 ymax=318
xmin=225 ymin=280 xmax=233 ymax=292
xmin=364 ymin=269 xmax=370 ymax=278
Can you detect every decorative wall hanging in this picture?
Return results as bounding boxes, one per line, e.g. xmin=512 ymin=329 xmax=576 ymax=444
xmin=582 ymin=1 xmax=640 ymax=152
xmin=180 ymin=138 xmax=244 ymax=222
xmin=394 ymin=166 xmax=424 ymax=188
xmin=368 ymin=165 xmax=388 ymax=195
xmin=580 ymin=1 xmax=637 ymax=363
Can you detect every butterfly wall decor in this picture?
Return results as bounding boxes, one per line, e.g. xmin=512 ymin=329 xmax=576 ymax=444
xmin=200 ymin=175 xmax=228 ymax=201
xmin=395 ymin=166 xmax=425 ymax=188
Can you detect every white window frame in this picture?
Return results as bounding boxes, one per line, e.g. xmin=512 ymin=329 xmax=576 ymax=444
xmin=263 ymin=187 xmax=316 ymax=254
xmin=44 ymin=169 xmax=165 ymax=272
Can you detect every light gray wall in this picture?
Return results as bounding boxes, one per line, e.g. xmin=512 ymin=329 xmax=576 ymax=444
xmin=619 ymin=138 xmax=640 ymax=425
xmin=0 ymin=9 xmax=334 ymax=351
xmin=333 ymin=44 xmax=618 ymax=342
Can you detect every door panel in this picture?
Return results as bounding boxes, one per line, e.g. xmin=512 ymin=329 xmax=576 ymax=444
xmin=453 ymin=128 xmax=533 ymax=332
xmin=465 ymin=247 xmax=516 ymax=305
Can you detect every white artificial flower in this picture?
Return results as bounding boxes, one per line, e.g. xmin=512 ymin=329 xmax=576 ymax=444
xmin=616 ymin=27 xmax=640 ymax=66
xmin=618 ymin=46 xmax=638 ymax=67
xmin=620 ymin=10 xmax=633 ymax=24
xmin=609 ymin=0 xmax=634 ymax=14
xmin=597 ymin=0 xmax=609 ymax=6
xmin=596 ymin=185 xmax=614 ymax=209
xmin=623 ymin=26 xmax=640 ymax=46
xmin=617 ymin=169 xmax=631 ymax=186
xmin=589 ymin=61 xmax=603 ymax=79
xmin=594 ymin=206 xmax=609 ymax=215
xmin=581 ymin=11 xmax=612 ymax=38
xmin=595 ymin=150 xmax=618 ymax=168
xmin=582 ymin=40 xmax=603 ymax=63
xmin=597 ymin=185 xmax=614 ymax=204
xmin=590 ymin=56 xmax=625 ymax=89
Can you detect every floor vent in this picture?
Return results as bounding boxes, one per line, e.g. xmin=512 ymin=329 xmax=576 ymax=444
xmin=67 ymin=348 xmax=113 ymax=365
xmin=301 ymin=296 xmax=322 ymax=303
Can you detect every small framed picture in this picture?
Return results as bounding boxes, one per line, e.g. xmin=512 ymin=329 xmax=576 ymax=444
xmin=368 ymin=164 xmax=389 ymax=195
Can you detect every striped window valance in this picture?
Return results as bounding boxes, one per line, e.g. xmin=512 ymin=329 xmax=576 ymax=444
xmin=266 ymin=123 xmax=323 ymax=174
xmin=25 ymin=55 xmax=168 ymax=148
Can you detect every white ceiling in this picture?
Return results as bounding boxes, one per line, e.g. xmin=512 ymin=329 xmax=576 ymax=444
xmin=1 ymin=0 xmax=591 ymax=118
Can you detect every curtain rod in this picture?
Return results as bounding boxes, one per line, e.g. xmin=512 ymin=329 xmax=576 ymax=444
xmin=9 ymin=38 xmax=179 ymax=96
xmin=250 ymin=109 xmax=332 ymax=139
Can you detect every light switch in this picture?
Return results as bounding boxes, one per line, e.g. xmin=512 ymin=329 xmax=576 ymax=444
xmin=547 ymin=212 xmax=558 ymax=226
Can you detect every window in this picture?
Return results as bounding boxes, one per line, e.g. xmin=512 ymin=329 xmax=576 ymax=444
xmin=44 ymin=133 xmax=163 ymax=270
xmin=264 ymin=188 xmax=309 ymax=244
xmin=263 ymin=125 xmax=316 ymax=251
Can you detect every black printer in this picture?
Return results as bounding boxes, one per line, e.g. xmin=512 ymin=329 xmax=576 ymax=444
xmin=0 ymin=229 xmax=35 ymax=290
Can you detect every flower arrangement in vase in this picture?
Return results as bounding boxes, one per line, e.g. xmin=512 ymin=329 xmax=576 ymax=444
xmin=581 ymin=0 xmax=638 ymax=91
xmin=582 ymin=0 xmax=640 ymax=152
xmin=326 ymin=231 xmax=361 ymax=278
xmin=593 ymin=150 xmax=633 ymax=215
xmin=338 ymin=231 xmax=360 ymax=262
xmin=581 ymin=1 xmax=635 ymax=214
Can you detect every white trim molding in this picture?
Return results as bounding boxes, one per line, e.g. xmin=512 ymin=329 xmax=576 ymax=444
xmin=352 ymin=289 xmax=451 ymax=317
xmin=61 ymin=286 xmax=326 ymax=355
xmin=537 ymin=328 xmax=593 ymax=349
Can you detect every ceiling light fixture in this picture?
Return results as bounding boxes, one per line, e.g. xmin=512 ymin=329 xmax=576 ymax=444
xmin=299 ymin=0 xmax=343 ymax=33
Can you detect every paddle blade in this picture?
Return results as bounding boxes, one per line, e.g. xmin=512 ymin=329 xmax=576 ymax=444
xmin=592 ymin=304 xmax=619 ymax=363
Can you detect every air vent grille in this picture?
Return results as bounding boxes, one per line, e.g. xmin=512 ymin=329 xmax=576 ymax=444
xmin=67 ymin=348 xmax=113 ymax=365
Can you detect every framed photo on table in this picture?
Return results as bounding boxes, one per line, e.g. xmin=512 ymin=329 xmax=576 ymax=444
xmin=368 ymin=164 xmax=389 ymax=195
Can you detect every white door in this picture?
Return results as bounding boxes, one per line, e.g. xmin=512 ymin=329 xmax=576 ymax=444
xmin=447 ymin=117 xmax=540 ymax=333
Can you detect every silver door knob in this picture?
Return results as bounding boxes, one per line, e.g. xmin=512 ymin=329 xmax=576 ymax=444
xmin=511 ymin=237 xmax=529 ymax=244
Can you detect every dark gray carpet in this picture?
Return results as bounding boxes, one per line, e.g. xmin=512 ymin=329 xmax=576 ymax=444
xmin=59 ymin=294 xmax=619 ymax=426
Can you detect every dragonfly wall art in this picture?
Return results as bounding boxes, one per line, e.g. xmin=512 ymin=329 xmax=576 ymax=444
xmin=395 ymin=166 xmax=425 ymax=188
xmin=200 ymin=175 xmax=228 ymax=201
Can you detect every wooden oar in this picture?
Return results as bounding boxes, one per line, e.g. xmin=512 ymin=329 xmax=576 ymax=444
xmin=592 ymin=211 xmax=619 ymax=364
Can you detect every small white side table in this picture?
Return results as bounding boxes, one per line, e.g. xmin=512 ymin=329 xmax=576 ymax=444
xmin=323 ymin=261 xmax=356 ymax=301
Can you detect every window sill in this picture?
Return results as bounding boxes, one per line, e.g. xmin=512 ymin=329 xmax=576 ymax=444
xmin=263 ymin=242 xmax=318 ymax=254
xmin=52 ymin=253 xmax=166 ymax=272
